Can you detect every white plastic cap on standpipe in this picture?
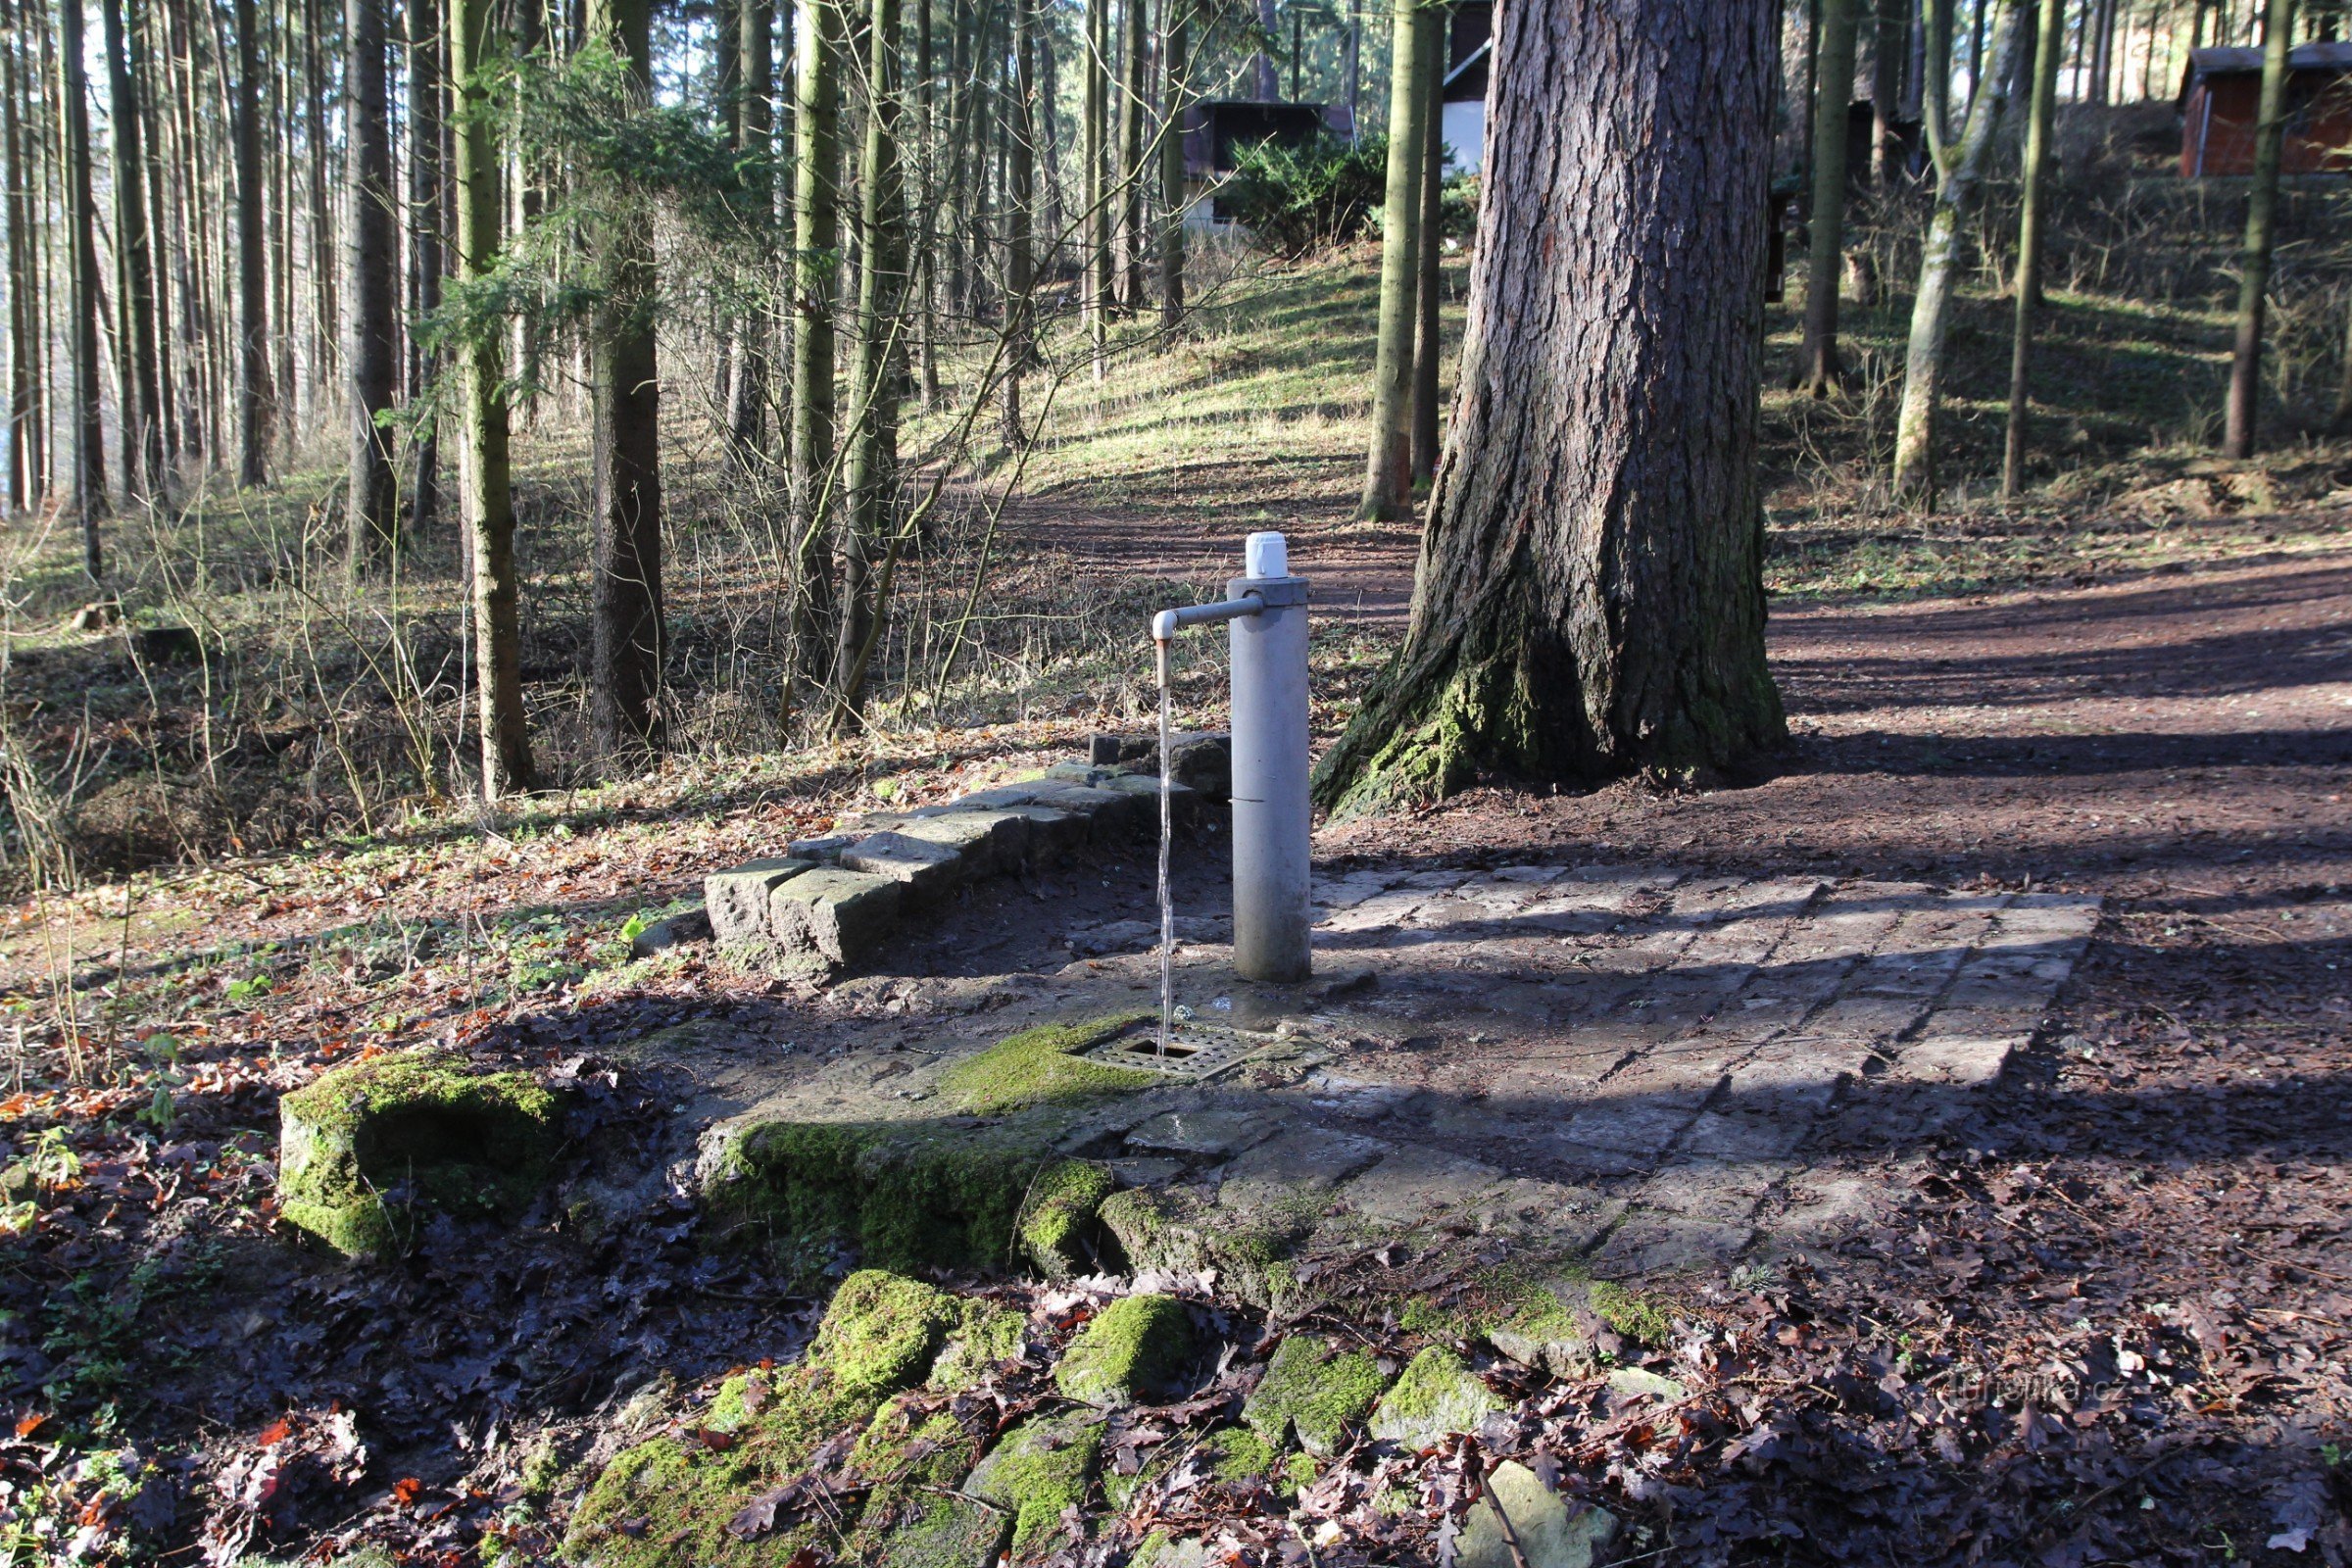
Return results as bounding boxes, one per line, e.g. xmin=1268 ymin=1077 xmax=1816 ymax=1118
xmin=1245 ymin=530 xmax=1289 ymax=580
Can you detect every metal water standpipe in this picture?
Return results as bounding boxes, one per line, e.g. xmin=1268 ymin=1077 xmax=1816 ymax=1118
xmin=1151 ymin=531 xmax=1313 ymax=984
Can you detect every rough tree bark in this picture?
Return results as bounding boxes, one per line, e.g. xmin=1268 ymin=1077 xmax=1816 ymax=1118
xmin=344 ymin=0 xmax=401 ymax=570
xmin=1409 ymin=0 xmax=1445 ymax=487
xmin=2223 ymin=0 xmax=2294 ymax=458
xmin=453 ymin=0 xmax=535 ymax=795
xmin=1313 ymin=0 xmax=1786 ymax=817
xmin=587 ymin=0 xmax=666 ymax=753
xmin=833 ymin=0 xmax=905 ymax=730
xmin=2001 ymin=0 xmax=2062 ymax=499
xmin=1796 ymin=0 xmax=1857 ymax=394
xmin=1355 ymin=0 xmax=1429 ymax=520
xmin=60 ymin=0 xmax=110 ymax=572
xmin=1888 ymin=0 xmax=2024 ymax=500
xmin=235 ymin=0 xmax=273 ymax=485
xmin=787 ymin=0 xmax=840 ymax=714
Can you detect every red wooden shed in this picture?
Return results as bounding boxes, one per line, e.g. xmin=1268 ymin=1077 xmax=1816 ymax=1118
xmin=2179 ymin=41 xmax=2352 ymax=176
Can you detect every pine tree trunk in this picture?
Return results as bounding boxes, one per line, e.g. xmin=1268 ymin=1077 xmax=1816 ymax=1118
xmin=1314 ymin=0 xmax=1785 ymax=816
xmin=407 ymin=0 xmax=443 ymax=532
xmin=787 ymin=0 xmax=841 ymax=716
xmin=453 ymin=0 xmax=534 ymax=795
xmin=344 ymin=0 xmax=400 ymax=569
xmin=1355 ymin=0 xmax=1428 ymax=520
xmin=726 ymin=0 xmax=771 ymax=461
xmin=1158 ymin=0 xmax=1185 ymax=330
xmin=2 ymin=1 xmax=33 ymax=513
xmin=1409 ymin=0 xmax=1444 ymax=486
xmin=833 ymin=0 xmax=905 ymax=730
xmin=1797 ymin=0 xmax=1857 ymax=393
xmin=915 ymin=0 xmax=939 ymax=406
xmin=1003 ymin=0 xmax=1035 ymax=438
xmin=2224 ymin=0 xmax=2294 ymax=458
xmin=102 ymin=0 xmax=165 ymax=500
xmin=1117 ymin=0 xmax=1145 ymax=311
xmin=2002 ymin=0 xmax=2062 ymax=498
xmin=1871 ymin=0 xmax=1906 ymax=181
xmin=587 ymin=0 xmax=665 ymax=753
xmin=61 ymin=0 xmax=110 ymax=571
xmin=303 ymin=0 xmax=333 ymax=416
xmin=234 ymin=0 xmax=272 ymax=483
xmin=1083 ymin=0 xmax=1108 ymax=374
xmin=1890 ymin=0 xmax=2025 ymax=500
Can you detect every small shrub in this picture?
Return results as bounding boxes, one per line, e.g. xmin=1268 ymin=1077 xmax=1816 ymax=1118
xmin=1219 ymin=133 xmax=1389 ymax=256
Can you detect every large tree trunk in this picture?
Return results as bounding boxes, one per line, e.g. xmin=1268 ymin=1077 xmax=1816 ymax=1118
xmin=787 ymin=0 xmax=840 ymax=716
xmin=344 ymin=0 xmax=401 ymax=570
xmin=60 ymin=0 xmax=110 ymax=573
xmin=452 ymin=0 xmax=534 ymax=795
xmin=1354 ymin=0 xmax=1429 ymax=520
xmin=725 ymin=0 xmax=772 ymax=462
xmin=1889 ymin=0 xmax=2024 ymax=500
xmin=1158 ymin=0 xmax=1186 ymax=331
xmin=587 ymin=0 xmax=665 ymax=754
xmin=234 ymin=0 xmax=272 ymax=484
xmin=2223 ymin=0 xmax=2294 ymax=458
xmin=102 ymin=0 xmax=165 ymax=502
xmin=407 ymin=0 xmax=443 ymax=534
xmin=1795 ymin=0 xmax=1857 ymax=394
xmin=1313 ymin=0 xmax=1786 ymax=817
xmin=833 ymin=0 xmax=906 ymax=730
xmin=2001 ymin=0 xmax=2062 ymax=499
xmin=1409 ymin=0 xmax=1445 ymax=486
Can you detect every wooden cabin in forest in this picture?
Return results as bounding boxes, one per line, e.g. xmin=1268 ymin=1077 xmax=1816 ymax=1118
xmin=2179 ymin=41 xmax=2352 ymax=175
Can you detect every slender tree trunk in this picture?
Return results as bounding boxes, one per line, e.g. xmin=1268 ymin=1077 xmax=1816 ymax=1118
xmin=834 ymin=0 xmax=904 ymax=729
xmin=915 ymin=0 xmax=939 ymax=406
xmin=727 ymin=0 xmax=772 ymax=461
xmin=1890 ymin=0 xmax=2025 ymax=499
xmin=102 ymin=0 xmax=165 ymax=499
xmin=407 ymin=0 xmax=443 ymax=532
xmin=2002 ymin=0 xmax=2062 ymax=498
xmin=1084 ymin=0 xmax=1108 ymax=372
xmin=1871 ymin=0 xmax=1907 ymax=180
xmin=451 ymin=0 xmax=534 ymax=794
xmin=233 ymin=0 xmax=271 ymax=483
xmin=303 ymin=0 xmax=333 ymax=417
xmin=1315 ymin=0 xmax=1785 ymax=815
xmin=1797 ymin=0 xmax=1857 ymax=392
xmin=2 ymin=2 xmax=33 ymax=513
xmin=586 ymin=0 xmax=665 ymax=753
xmin=1927 ymin=0 xmax=1954 ymax=140
xmin=61 ymin=0 xmax=109 ymax=570
xmin=1409 ymin=0 xmax=1444 ymax=486
xmin=1003 ymin=0 xmax=1035 ymax=439
xmin=2224 ymin=0 xmax=2294 ymax=457
xmin=1801 ymin=0 xmax=1821 ymax=172
xmin=344 ymin=0 xmax=400 ymax=568
xmin=1158 ymin=0 xmax=1186 ymax=330
xmin=1117 ymin=0 xmax=1145 ymax=311
xmin=787 ymin=0 xmax=840 ymax=715
xmin=1355 ymin=0 xmax=1429 ymax=519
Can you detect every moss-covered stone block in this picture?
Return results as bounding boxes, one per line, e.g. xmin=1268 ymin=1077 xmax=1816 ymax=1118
xmin=564 ymin=1270 xmax=964 ymax=1568
xmin=1017 ymin=1159 xmax=1115 ymax=1280
xmin=1241 ymin=1334 xmax=1393 ymax=1457
xmin=843 ymin=1396 xmax=1008 ymax=1568
xmin=1368 ymin=1347 xmax=1503 ymax=1452
xmin=937 ymin=1013 xmax=1158 ymax=1115
xmin=1054 ymin=1294 xmax=1194 ymax=1407
xmin=962 ymin=1410 xmax=1103 ymax=1562
xmin=929 ymin=1298 xmax=1028 ymax=1391
xmin=1097 ymin=1185 xmax=1303 ymax=1309
xmin=275 ymin=1050 xmax=564 ymax=1257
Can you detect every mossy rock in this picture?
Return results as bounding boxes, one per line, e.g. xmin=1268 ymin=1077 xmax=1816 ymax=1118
xmin=276 ymin=1050 xmax=564 ymax=1257
xmin=928 ymin=1298 xmax=1028 ymax=1391
xmin=1053 ymin=1294 xmax=1194 ymax=1407
xmin=1240 ymin=1334 xmax=1393 ymax=1457
xmin=1367 ymin=1347 xmax=1503 ymax=1452
xmin=937 ymin=1013 xmax=1159 ymax=1114
xmin=842 ymin=1396 xmax=1008 ymax=1568
xmin=564 ymin=1270 xmax=964 ymax=1568
xmin=1097 ymin=1185 xmax=1304 ymax=1309
xmin=962 ymin=1410 xmax=1103 ymax=1562
xmin=1017 ymin=1160 xmax=1116 ymax=1280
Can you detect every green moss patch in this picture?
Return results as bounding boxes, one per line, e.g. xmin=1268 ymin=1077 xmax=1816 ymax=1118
xmin=1240 ymin=1334 xmax=1392 ymax=1456
xmin=276 ymin=1050 xmax=564 ymax=1257
xmin=1017 ymin=1159 xmax=1116 ymax=1280
xmin=1367 ymin=1347 xmax=1504 ymax=1452
xmin=809 ymin=1269 xmax=967 ymax=1397
xmin=1097 ymin=1186 xmax=1303 ymax=1308
xmin=962 ymin=1410 xmax=1104 ymax=1562
xmin=929 ymin=1298 xmax=1028 ymax=1391
xmin=1054 ymin=1294 xmax=1194 ymax=1406
xmin=937 ymin=1013 xmax=1158 ymax=1114
xmin=1590 ymin=1280 xmax=1675 ymax=1348
xmin=843 ymin=1397 xmax=1008 ymax=1568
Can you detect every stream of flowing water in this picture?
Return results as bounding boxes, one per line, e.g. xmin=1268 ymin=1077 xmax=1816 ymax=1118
xmin=1155 ymin=635 xmax=1175 ymax=1058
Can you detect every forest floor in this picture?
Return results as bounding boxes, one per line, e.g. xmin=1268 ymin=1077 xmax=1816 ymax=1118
xmin=2 ymin=227 xmax=2351 ymax=1564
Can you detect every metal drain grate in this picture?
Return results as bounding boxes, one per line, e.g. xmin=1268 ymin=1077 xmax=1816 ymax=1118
xmin=1082 ymin=1024 xmax=1260 ymax=1080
